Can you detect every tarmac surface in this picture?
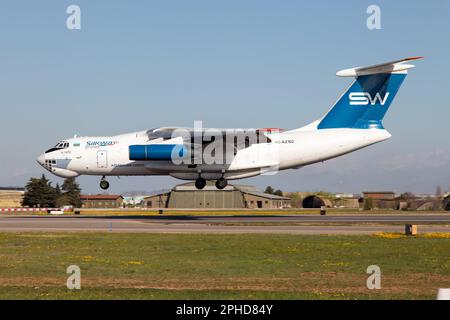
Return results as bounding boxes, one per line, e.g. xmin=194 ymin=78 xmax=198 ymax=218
xmin=0 ymin=214 xmax=449 ymax=234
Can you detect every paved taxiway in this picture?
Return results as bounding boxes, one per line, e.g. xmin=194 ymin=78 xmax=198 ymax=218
xmin=0 ymin=215 xmax=449 ymax=234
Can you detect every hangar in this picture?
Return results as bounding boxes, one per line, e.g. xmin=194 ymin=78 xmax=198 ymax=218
xmin=144 ymin=181 xmax=291 ymax=209
xmin=302 ymin=195 xmax=326 ymax=208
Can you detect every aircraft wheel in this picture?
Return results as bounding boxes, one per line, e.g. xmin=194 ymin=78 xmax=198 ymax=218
xmin=215 ymin=178 xmax=228 ymax=190
xmin=100 ymin=180 xmax=110 ymax=190
xmin=195 ymin=178 xmax=206 ymax=190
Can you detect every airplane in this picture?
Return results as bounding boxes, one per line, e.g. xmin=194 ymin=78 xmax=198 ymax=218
xmin=37 ymin=57 xmax=422 ymax=190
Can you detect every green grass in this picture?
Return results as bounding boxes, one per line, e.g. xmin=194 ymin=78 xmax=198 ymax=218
xmin=0 ymin=287 xmax=435 ymax=300
xmin=0 ymin=232 xmax=449 ymax=299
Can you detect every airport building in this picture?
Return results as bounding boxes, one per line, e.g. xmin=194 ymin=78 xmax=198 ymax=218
xmin=0 ymin=187 xmax=25 ymax=208
xmin=362 ymin=191 xmax=396 ymax=200
xmin=80 ymin=194 xmax=124 ymax=208
xmin=362 ymin=191 xmax=397 ymax=209
xmin=333 ymin=195 xmax=360 ymax=209
xmin=143 ymin=181 xmax=291 ymax=209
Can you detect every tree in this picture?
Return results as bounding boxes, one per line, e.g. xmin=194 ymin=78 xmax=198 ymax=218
xmin=273 ymin=189 xmax=283 ymax=196
xmin=61 ymin=177 xmax=82 ymax=207
xmin=56 ymin=194 xmax=72 ymax=208
xmin=264 ymin=186 xmax=274 ymax=194
xmin=22 ymin=174 xmax=58 ymax=207
xmin=289 ymin=193 xmax=302 ymax=208
xmin=399 ymin=192 xmax=415 ymax=200
xmin=264 ymin=186 xmax=283 ymax=196
xmin=55 ymin=183 xmax=61 ymax=197
xmin=447 ymin=179 xmax=450 ymax=193
xmin=364 ymin=198 xmax=373 ymax=210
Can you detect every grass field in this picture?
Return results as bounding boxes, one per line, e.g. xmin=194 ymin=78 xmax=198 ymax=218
xmin=0 ymin=232 xmax=449 ymax=299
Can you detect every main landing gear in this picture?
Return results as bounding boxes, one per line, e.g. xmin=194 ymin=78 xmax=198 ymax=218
xmin=194 ymin=177 xmax=228 ymax=190
xmin=195 ymin=177 xmax=206 ymax=190
xmin=100 ymin=177 xmax=110 ymax=190
xmin=215 ymin=177 xmax=228 ymax=190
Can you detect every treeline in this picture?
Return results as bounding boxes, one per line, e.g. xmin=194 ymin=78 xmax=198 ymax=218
xmin=22 ymin=175 xmax=82 ymax=208
xmin=264 ymin=186 xmax=283 ymax=196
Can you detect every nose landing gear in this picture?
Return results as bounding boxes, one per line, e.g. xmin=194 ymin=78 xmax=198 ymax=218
xmin=100 ymin=177 xmax=110 ymax=190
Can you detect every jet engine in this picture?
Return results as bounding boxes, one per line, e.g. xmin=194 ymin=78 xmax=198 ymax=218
xmin=129 ymin=144 xmax=187 ymax=161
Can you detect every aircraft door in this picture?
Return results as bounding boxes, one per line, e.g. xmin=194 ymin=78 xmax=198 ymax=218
xmin=97 ymin=150 xmax=108 ymax=168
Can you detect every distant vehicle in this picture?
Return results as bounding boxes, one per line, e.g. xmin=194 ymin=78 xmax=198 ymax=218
xmin=48 ymin=209 xmax=64 ymax=215
xmin=62 ymin=205 xmax=74 ymax=212
xmin=37 ymin=57 xmax=422 ymax=190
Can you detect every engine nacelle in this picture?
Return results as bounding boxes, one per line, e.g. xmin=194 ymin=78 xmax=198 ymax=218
xmin=129 ymin=144 xmax=187 ymax=161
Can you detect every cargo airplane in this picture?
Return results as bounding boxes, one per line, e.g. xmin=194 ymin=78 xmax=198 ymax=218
xmin=37 ymin=57 xmax=422 ymax=190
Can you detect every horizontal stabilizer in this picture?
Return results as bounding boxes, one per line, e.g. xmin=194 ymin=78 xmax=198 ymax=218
xmin=336 ymin=56 xmax=423 ymax=77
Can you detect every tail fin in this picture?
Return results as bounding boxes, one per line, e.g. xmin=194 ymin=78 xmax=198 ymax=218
xmin=317 ymin=57 xmax=422 ymax=130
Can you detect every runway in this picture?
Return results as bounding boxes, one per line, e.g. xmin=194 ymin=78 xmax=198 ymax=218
xmin=0 ymin=214 xmax=449 ymax=234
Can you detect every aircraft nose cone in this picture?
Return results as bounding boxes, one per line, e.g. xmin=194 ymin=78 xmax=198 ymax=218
xmin=36 ymin=153 xmax=45 ymax=166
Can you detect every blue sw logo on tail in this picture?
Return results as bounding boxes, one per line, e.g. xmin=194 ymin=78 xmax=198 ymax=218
xmin=349 ymin=91 xmax=389 ymax=106
xmin=318 ymin=72 xmax=406 ymax=129
xmin=316 ymin=57 xmax=423 ymax=130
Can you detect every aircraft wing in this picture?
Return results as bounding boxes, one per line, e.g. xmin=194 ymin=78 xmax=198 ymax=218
xmin=146 ymin=127 xmax=272 ymax=144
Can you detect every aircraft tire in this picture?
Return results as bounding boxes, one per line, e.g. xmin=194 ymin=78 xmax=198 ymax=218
xmin=195 ymin=178 xmax=206 ymax=190
xmin=215 ymin=178 xmax=227 ymax=190
xmin=100 ymin=180 xmax=110 ymax=190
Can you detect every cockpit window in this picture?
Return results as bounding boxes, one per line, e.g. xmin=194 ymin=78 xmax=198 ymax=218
xmin=45 ymin=141 xmax=69 ymax=153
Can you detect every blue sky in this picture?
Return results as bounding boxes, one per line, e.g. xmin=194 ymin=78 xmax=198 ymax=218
xmin=0 ymin=1 xmax=449 ymax=194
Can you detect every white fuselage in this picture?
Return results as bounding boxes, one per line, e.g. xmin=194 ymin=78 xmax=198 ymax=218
xmin=37 ymin=128 xmax=391 ymax=181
